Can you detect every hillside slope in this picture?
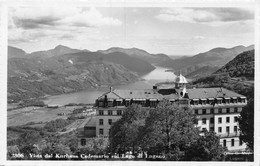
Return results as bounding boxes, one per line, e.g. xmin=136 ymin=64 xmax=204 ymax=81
xmin=214 ymin=50 xmax=254 ymax=78
xmin=162 ymin=45 xmax=254 ymax=78
xmin=8 ymin=46 xmax=152 ymax=103
xmin=68 ymin=51 xmax=155 ymax=74
xmin=192 ymin=49 xmax=254 ymax=99
xmin=8 ymin=46 xmax=27 ymax=58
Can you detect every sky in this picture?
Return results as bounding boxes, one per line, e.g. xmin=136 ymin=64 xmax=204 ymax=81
xmin=8 ymin=7 xmax=255 ymax=55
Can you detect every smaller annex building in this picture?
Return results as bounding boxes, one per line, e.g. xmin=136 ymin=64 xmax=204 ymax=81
xmin=80 ymin=74 xmax=248 ymax=152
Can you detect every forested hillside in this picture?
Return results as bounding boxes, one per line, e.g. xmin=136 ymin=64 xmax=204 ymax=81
xmin=192 ymin=50 xmax=255 ymax=100
xmin=214 ymin=50 xmax=254 ymax=79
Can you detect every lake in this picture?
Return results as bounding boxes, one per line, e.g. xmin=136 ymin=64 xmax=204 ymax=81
xmin=43 ymin=66 xmax=177 ymax=105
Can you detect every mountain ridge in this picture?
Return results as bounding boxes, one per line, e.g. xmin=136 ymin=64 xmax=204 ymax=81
xmin=8 ymin=44 xmax=254 ymax=103
xmin=7 ymin=45 xmax=155 ymax=103
xmin=165 ymin=45 xmax=254 ymax=78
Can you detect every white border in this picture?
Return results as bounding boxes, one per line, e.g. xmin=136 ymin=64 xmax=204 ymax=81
xmin=0 ymin=0 xmax=259 ymax=165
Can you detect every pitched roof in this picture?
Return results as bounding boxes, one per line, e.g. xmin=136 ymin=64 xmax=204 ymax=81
xmin=98 ymin=90 xmax=122 ymax=99
xmin=97 ymin=87 xmax=245 ymax=101
xmin=113 ymin=89 xmax=178 ymax=99
xmin=186 ymin=87 xmax=245 ymax=99
xmin=98 ymin=89 xmax=179 ymax=100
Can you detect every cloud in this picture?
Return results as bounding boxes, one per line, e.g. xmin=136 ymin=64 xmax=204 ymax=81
xmin=156 ymin=8 xmax=254 ymax=24
xmin=8 ymin=7 xmax=122 ymax=44
xmin=9 ymin=7 xmax=122 ymax=30
xmin=8 ymin=28 xmax=44 ymax=43
xmin=60 ymin=7 xmax=122 ymax=27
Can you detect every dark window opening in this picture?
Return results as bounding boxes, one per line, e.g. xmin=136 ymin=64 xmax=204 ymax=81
xmin=226 ymin=117 xmax=230 ymax=123
xmin=226 ymin=126 xmax=230 ymax=134
xmin=108 ymin=110 xmax=113 ymax=115
xmin=226 ymin=108 xmax=230 ymax=113
xmin=81 ymin=139 xmax=86 ymax=146
xmin=117 ymin=110 xmax=122 ymax=115
xmin=218 ymin=127 xmax=222 ymax=133
xmin=231 ymin=139 xmax=235 ymax=147
xmin=202 ymin=118 xmax=207 ymax=124
xmin=108 ymin=119 xmax=112 ymax=125
xmin=99 ymin=110 xmax=104 ymax=115
xmin=99 ymin=128 xmax=103 ymax=135
xmin=223 ymin=140 xmax=226 ymax=147
xmin=99 ymin=119 xmax=103 ymax=125
xmin=210 ymin=117 xmax=214 ymax=124
xmin=218 ymin=117 xmax=222 ymax=124
xmin=195 ymin=109 xmax=198 ymax=114
xmin=234 ymin=116 xmax=238 ymax=122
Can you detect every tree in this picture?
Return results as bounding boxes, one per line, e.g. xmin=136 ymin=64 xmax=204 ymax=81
xmin=79 ymin=137 xmax=108 ymax=155
xmin=16 ymin=130 xmax=42 ymax=159
xmin=184 ymin=131 xmax=227 ymax=161
xmin=41 ymin=143 xmax=72 ymax=160
xmin=238 ymin=98 xmax=254 ymax=151
xmin=18 ymin=130 xmax=42 ymax=146
xmin=143 ymin=99 xmax=200 ymax=160
xmin=109 ymin=104 xmax=149 ymax=156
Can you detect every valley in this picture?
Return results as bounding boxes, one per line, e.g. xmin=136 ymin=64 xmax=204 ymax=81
xmin=7 ymin=44 xmax=254 ymax=107
xmin=7 ymin=44 xmax=255 ymax=161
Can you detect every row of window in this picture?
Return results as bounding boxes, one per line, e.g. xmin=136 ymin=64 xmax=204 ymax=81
xmin=223 ymin=139 xmax=243 ymax=147
xmin=194 ymin=107 xmax=238 ymax=115
xmin=218 ymin=116 xmax=238 ymax=124
xmin=190 ymin=98 xmax=245 ymax=106
xmin=99 ymin=119 xmax=113 ymax=125
xmin=98 ymin=110 xmax=122 ymax=115
xmin=98 ymin=100 xmax=155 ymax=107
xmin=201 ymin=126 xmax=238 ymax=133
xmin=218 ymin=126 xmax=238 ymax=133
xmin=201 ymin=116 xmax=238 ymax=124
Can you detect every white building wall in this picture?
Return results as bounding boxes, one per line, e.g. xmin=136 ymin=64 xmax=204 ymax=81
xmin=192 ymin=104 xmax=246 ymax=151
xmin=220 ymin=137 xmax=247 ymax=151
xmin=96 ymin=107 xmax=126 ymax=137
xmin=95 ymin=99 xmax=247 ymax=151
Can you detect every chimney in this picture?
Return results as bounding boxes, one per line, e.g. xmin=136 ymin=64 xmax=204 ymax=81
xmin=110 ymin=87 xmax=113 ymax=92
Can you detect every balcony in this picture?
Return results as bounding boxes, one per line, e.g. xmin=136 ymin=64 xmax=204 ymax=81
xmin=216 ymin=132 xmax=240 ymax=138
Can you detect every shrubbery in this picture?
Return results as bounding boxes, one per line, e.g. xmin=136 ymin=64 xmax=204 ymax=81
xmin=44 ymin=118 xmax=74 ymax=132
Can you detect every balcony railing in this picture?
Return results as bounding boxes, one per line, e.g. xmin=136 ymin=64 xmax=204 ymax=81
xmin=216 ymin=132 xmax=240 ymax=138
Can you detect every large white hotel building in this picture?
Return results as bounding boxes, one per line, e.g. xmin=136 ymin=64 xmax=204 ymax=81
xmin=81 ymin=74 xmax=247 ymax=151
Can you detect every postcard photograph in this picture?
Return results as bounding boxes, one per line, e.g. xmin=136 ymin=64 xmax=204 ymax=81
xmin=6 ymin=3 xmax=255 ymax=162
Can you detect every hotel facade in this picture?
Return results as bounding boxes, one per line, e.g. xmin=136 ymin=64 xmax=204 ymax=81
xmin=82 ymin=74 xmax=247 ymax=151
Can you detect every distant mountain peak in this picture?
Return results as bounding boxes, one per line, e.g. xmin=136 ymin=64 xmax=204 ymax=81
xmin=8 ymin=46 xmax=27 ymax=58
xmin=209 ymin=47 xmax=227 ymax=52
xmin=99 ymin=47 xmax=151 ymax=58
xmin=28 ymin=45 xmax=82 ymax=58
xmin=53 ymin=45 xmax=72 ymax=51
